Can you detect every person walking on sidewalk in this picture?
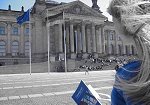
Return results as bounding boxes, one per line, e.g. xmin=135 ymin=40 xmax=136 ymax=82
xmin=85 ymin=66 xmax=89 ymax=75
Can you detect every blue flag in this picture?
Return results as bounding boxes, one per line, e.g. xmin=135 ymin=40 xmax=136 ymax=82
xmin=72 ymin=80 xmax=102 ymax=105
xmin=17 ymin=9 xmax=30 ymax=25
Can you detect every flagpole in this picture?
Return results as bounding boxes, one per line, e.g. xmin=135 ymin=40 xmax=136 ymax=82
xmin=47 ymin=9 xmax=50 ymax=73
xmin=63 ymin=11 xmax=67 ymax=72
xmin=29 ymin=9 xmax=32 ymax=75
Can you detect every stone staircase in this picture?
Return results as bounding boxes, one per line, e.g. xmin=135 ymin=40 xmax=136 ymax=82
xmin=0 ymin=62 xmax=48 ymax=74
xmin=0 ymin=59 xmax=116 ymax=74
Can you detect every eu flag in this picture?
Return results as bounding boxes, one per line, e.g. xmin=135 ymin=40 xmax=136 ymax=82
xmin=17 ymin=9 xmax=30 ymax=25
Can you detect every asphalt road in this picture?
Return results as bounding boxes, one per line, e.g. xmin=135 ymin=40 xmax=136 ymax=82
xmin=0 ymin=70 xmax=115 ymax=105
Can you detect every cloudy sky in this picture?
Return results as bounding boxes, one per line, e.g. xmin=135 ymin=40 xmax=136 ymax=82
xmin=0 ymin=0 xmax=112 ymax=21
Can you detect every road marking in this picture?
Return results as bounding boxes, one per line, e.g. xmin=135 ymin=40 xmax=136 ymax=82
xmin=23 ymin=86 xmax=32 ymax=88
xmin=20 ymin=95 xmax=28 ymax=99
xmin=3 ymin=87 xmax=13 ymax=89
xmin=28 ymin=94 xmax=43 ymax=98
xmin=13 ymin=86 xmax=23 ymax=89
xmin=0 ymin=86 xmax=112 ymax=101
xmin=42 ymin=93 xmax=54 ymax=96
xmin=53 ymin=91 xmax=74 ymax=95
xmin=8 ymin=96 xmax=20 ymax=100
xmin=0 ymin=97 xmax=8 ymax=101
xmin=32 ymin=85 xmax=41 ymax=88
xmin=0 ymin=75 xmax=114 ymax=85
xmin=0 ymin=79 xmax=114 ymax=90
xmin=41 ymin=84 xmax=49 ymax=87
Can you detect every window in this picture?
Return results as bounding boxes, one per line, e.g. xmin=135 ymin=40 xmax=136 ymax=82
xmin=12 ymin=27 xmax=18 ymax=35
xmin=110 ymin=31 xmax=114 ymax=40
xmin=25 ymin=41 xmax=29 ymax=56
xmin=118 ymin=45 xmax=122 ymax=55
xmin=0 ymin=26 xmax=5 ymax=35
xmin=0 ymin=41 xmax=6 ymax=56
xmin=12 ymin=41 xmax=19 ymax=56
xmin=118 ymin=36 xmax=122 ymax=41
xmin=125 ymin=45 xmax=129 ymax=55
xmin=110 ymin=44 xmax=114 ymax=54
xmin=104 ymin=30 xmax=108 ymax=40
xmin=25 ymin=28 xmax=29 ymax=35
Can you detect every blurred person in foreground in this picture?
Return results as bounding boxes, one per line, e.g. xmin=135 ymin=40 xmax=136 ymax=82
xmin=108 ymin=0 xmax=150 ymax=104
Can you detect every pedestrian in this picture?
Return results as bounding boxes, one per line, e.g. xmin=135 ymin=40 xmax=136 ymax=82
xmin=85 ymin=66 xmax=89 ymax=75
xmin=114 ymin=62 xmax=119 ymax=71
xmin=108 ymin=0 xmax=150 ymax=104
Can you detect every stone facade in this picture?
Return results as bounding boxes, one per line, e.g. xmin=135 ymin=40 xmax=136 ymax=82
xmin=0 ymin=0 xmax=137 ymax=68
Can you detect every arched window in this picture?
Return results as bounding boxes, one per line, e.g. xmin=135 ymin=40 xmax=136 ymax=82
xmin=25 ymin=41 xmax=29 ymax=56
xmin=110 ymin=31 xmax=114 ymax=40
xmin=0 ymin=41 xmax=6 ymax=56
xmin=12 ymin=41 xmax=19 ymax=56
xmin=0 ymin=26 xmax=5 ymax=35
xmin=25 ymin=28 xmax=29 ymax=36
xmin=118 ymin=36 xmax=121 ymax=41
xmin=12 ymin=27 xmax=19 ymax=35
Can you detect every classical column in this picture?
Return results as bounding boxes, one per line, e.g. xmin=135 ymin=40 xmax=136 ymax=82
xmin=66 ymin=25 xmax=70 ymax=53
xmin=77 ymin=25 xmax=81 ymax=53
xmin=123 ymin=44 xmax=126 ymax=55
xmin=70 ymin=23 xmax=74 ymax=53
xmin=107 ymin=30 xmax=111 ymax=55
xmin=114 ymin=31 xmax=118 ymax=55
xmin=7 ymin=22 xmax=11 ymax=55
xmin=54 ymin=24 xmax=59 ymax=53
xmin=129 ymin=45 xmax=132 ymax=55
xmin=86 ymin=25 xmax=91 ymax=53
xmin=101 ymin=25 xmax=105 ymax=54
xmin=92 ymin=23 xmax=96 ymax=53
xmin=96 ymin=25 xmax=102 ymax=54
xmin=81 ymin=22 xmax=86 ymax=53
xmin=20 ymin=25 xmax=24 ymax=55
xmin=58 ymin=23 xmax=63 ymax=53
xmin=103 ymin=30 xmax=108 ymax=54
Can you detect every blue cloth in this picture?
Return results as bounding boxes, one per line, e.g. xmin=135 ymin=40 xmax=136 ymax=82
xmin=111 ymin=60 xmax=142 ymax=105
xmin=17 ymin=9 xmax=30 ymax=25
xmin=116 ymin=60 xmax=141 ymax=80
xmin=111 ymin=87 xmax=143 ymax=105
xmin=111 ymin=88 xmax=126 ymax=105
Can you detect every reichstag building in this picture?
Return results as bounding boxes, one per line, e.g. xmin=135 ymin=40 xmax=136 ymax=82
xmin=0 ymin=0 xmax=137 ymax=71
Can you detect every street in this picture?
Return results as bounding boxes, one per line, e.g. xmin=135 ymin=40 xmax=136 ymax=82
xmin=0 ymin=70 xmax=115 ymax=105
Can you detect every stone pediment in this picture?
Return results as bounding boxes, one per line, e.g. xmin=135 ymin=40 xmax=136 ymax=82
xmin=65 ymin=4 xmax=96 ymax=16
xmin=48 ymin=1 xmax=107 ymax=19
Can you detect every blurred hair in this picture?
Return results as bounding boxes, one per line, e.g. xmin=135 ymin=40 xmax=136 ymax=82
xmin=108 ymin=0 xmax=150 ymax=104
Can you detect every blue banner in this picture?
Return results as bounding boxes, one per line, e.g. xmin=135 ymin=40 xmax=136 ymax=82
xmin=17 ymin=9 xmax=30 ymax=25
xmin=72 ymin=80 xmax=101 ymax=105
